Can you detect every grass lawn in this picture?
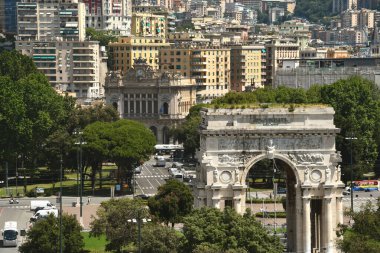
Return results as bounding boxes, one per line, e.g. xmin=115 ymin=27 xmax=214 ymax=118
xmin=82 ymin=232 xmax=108 ymax=253
xmin=0 ymin=165 xmax=119 ymax=198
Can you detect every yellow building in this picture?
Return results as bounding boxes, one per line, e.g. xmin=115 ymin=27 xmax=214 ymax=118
xmin=159 ymin=47 xmax=192 ymax=78
xmin=159 ymin=46 xmax=231 ymax=103
xmin=131 ymin=12 xmax=167 ymax=38
xmin=108 ymin=37 xmax=170 ymax=72
xmin=231 ymin=45 xmax=264 ymax=91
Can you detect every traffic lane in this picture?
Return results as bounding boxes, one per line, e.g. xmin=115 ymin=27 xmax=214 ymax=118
xmin=0 ymin=207 xmax=32 ymax=252
xmin=135 ymin=163 xmax=170 ymax=196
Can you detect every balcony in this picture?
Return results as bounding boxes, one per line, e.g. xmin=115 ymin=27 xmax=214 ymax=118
xmin=159 ymin=114 xmax=185 ymax=120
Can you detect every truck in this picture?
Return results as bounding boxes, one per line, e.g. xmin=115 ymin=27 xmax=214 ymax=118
xmin=2 ymin=221 xmax=18 ymax=247
xmin=30 ymin=209 xmax=58 ymax=222
xmin=30 ymin=200 xmax=54 ymax=211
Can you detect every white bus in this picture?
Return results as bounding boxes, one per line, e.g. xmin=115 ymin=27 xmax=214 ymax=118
xmin=2 ymin=221 xmax=18 ymax=247
xmin=154 ymin=144 xmax=183 ymax=155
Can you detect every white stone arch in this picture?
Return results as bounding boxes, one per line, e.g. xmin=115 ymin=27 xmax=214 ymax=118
xmin=194 ymin=106 xmax=344 ymax=253
xmin=241 ymin=152 xmax=300 ymax=186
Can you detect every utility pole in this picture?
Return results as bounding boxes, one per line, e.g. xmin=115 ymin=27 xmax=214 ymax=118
xmin=5 ymin=161 xmax=8 ymax=196
xmin=59 ymin=154 xmax=63 ymax=253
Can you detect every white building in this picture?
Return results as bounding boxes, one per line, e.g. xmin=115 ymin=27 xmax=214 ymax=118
xmin=83 ymin=0 xmax=132 ymax=36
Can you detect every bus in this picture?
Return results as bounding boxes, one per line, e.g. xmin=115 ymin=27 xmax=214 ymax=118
xmin=2 ymin=221 xmax=18 ymax=247
xmin=154 ymin=144 xmax=184 ymax=155
xmin=352 ymin=180 xmax=380 ymax=192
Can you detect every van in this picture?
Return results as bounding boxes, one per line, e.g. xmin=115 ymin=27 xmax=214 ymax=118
xmin=30 ymin=209 xmax=58 ymax=222
xmin=2 ymin=221 xmax=18 ymax=247
xmin=172 ymin=173 xmax=184 ymax=182
xmin=155 ymin=156 xmax=166 ymax=167
xmin=30 ymin=200 xmax=54 ymax=211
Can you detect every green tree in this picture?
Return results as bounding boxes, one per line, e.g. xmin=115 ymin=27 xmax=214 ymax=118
xmin=0 ymin=50 xmax=38 ymax=81
xmin=294 ymin=0 xmax=334 ymax=25
xmin=76 ymin=104 xmax=119 ymax=129
xmin=86 ymin=28 xmax=118 ymax=47
xmin=171 ymin=104 xmax=204 ymax=158
xmin=182 ymin=207 xmax=284 ymax=253
xmin=318 ymin=76 xmax=380 ymax=182
xmin=19 ymin=214 xmax=84 ymax=253
xmin=337 ymin=200 xmax=380 ymax=253
xmin=83 ymin=121 xmax=112 ymax=191
xmin=140 ymin=223 xmax=184 ymax=253
xmin=90 ymin=198 xmax=149 ymax=252
xmin=148 ymin=179 xmax=193 ymax=227
xmin=107 ymin=120 xmax=156 ymax=185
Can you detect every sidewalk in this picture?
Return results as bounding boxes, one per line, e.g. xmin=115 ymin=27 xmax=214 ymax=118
xmin=63 ymin=204 xmax=99 ymax=230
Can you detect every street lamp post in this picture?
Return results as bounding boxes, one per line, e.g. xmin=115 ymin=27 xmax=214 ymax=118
xmin=74 ymin=130 xmax=86 ymax=227
xmin=345 ymin=135 xmax=357 ymax=212
xmin=127 ymin=209 xmax=151 ymax=253
xmin=59 ymin=154 xmax=63 ymax=253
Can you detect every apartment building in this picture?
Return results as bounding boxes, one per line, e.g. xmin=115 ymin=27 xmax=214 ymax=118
xmin=16 ymin=0 xmax=106 ymax=101
xmin=265 ymin=39 xmax=299 ymax=86
xmin=108 ymin=37 xmax=170 ymax=72
xmin=159 ymin=46 xmax=230 ymax=102
xmin=0 ymin=0 xmax=20 ymax=34
xmin=17 ymin=40 xmax=106 ymax=98
xmin=131 ymin=12 xmax=167 ymax=38
xmin=230 ymin=45 xmax=264 ymax=91
xmin=83 ymin=0 xmax=132 ymax=36
xmin=17 ymin=0 xmax=86 ymax=41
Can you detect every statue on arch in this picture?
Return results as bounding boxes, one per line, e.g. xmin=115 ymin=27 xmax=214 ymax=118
xmin=235 ymin=168 xmax=240 ymax=183
xmin=213 ymin=169 xmax=219 ymax=183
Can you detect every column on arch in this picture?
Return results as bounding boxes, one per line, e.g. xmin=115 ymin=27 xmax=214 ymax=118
xmin=323 ymin=196 xmax=333 ymax=253
xmin=303 ymin=196 xmax=311 ymax=253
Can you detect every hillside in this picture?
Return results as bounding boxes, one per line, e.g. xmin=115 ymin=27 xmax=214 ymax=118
xmin=294 ymin=0 xmax=334 ymax=24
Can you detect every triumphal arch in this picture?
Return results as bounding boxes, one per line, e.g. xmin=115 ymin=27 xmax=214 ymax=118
xmin=194 ymin=106 xmax=345 ymax=253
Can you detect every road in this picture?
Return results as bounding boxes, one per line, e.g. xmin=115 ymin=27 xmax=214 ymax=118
xmin=134 ymin=157 xmax=171 ymax=196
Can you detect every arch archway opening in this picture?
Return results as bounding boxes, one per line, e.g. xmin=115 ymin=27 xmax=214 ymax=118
xmin=149 ymin=126 xmax=158 ymax=141
xmin=162 ymin=126 xmax=170 ymax=144
xmin=245 ymin=158 xmax=297 ymax=252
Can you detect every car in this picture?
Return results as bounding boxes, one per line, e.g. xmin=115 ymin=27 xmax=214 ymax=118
xmin=134 ymin=166 xmax=142 ymax=174
xmin=135 ymin=194 xmax=150 ymax=200
xmin=9 ymin=198 xmax=19 ymax=204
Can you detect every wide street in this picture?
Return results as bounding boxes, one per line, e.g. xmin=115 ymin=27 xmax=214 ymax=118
xmin=134 ymin=157 xmax=172 ymax=196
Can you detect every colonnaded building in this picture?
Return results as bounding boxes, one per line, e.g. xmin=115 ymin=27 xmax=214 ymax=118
xmin=194 ymin=105 xmax=344 ymax=253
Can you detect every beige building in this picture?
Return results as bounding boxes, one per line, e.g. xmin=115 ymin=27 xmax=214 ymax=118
xmin=131 ymin=12 xmax=167 ymax=38
xmin=16 ymin=40 xmax=106 ymax=99
xmin=159 ymin=46 xmax=231 ymax=103
xmin=341 ymin=8 xmax=375 ymax=29
xmin=230 ymin=45 xmax=264 ymax=91
xmin=105 ymin=59 xmax=197 ymax=144
xmin=265 ymin=39 xmax=299 ymax=86
xmin=108 ymin=37 xmax=170 ymax=72
xmin=17 ymin=0 xmax=86 ymax=41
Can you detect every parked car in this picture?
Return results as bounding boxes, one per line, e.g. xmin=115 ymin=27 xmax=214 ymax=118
xmin=134 ymin=166 xmax=142 ymax=174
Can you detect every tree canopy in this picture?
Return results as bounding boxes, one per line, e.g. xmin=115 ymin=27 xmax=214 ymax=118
xmin=86 ymin=28 xmax=118 ymax=47
xmin=337 ymin=200 xmax=380 ymax=253
xmin=19 ymin=214 xmax=84 ymax=253
xmin=148 ymin=179 xmax=193 ymax=226
xmin=182 ymin=207 xmax=284 ymax=253
xmin=140 ymin=223 xmax=184 ymax=253
xmin=294 ymin=0 xmax=334 ymax=25
xmin=90 ymin=198 xmax=149 ymax=252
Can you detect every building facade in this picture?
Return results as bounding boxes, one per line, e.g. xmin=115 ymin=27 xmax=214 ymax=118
xmin=0 ymin=0 xmax=20 ymax=34
xmin=230 ymin=45 xmax=264 ymax=91
xmin=17 ymin=0 xmax=86 ymax=41
xmin=83 ymin=0 xmax=132 ymax=36
xmin=16 ymin=40 xmax=106 ymax=99
xmin=105 ymin=59 xmax=197 ymax=144
xmin=108 ymin=37 xmax=170 ymax=72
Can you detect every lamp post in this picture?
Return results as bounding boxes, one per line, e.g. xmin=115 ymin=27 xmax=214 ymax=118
xmin=127 ymin=209 xmax=151 ymax=253
xmin=74 ymin=130 xmax=86 ymax=227
xmin=345 ymin=135 xmax=357 ymax=212
xmin=59 ymin=153 xmax=63 ymax=253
